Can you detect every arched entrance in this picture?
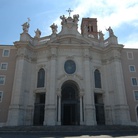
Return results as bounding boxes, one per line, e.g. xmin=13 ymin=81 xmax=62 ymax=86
xmin=61 ymin=81 xmax=80 ymax=125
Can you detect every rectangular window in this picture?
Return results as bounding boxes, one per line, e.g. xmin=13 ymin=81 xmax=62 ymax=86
xmin=127 ymin=52 xmax=133 ymax=60
xmin=0 ymin=76 xmax=5 ymax=85
xmin=0 ymin=91 xmax=3 ymax=102
xmin=134 ymin=91 xmax=138 ymax=100
xmin=2 ymin=49 xmax=10 ymax=57
xmin=129 ymin=65 xmax=136 ymax=72
xmin=1 ymin=63 xmax=8 ymax=70
xmin=131 ymin=78 xmax=138 ymax=86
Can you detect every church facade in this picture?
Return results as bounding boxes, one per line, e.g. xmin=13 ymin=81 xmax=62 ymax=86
xmin=0 ymin=13 xmax=138 ymax=126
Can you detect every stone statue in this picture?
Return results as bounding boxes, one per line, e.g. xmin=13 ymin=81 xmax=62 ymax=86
xmin=60 ymin=15 xmax=66 ymax=25
xmin=98 ymin=30 xmax=104 ymax=41
xmin=50 ymin=23 xmax=58 ymax=34
xmin=73 ymin=14 xmax=79 ymax=24
xmin=22 ymin=22 xmax=29 ymax=33
xmin=106 ymin=26 xmax=114 ymax=37
xmin=34 ymin=28 xmax=41 ymax=38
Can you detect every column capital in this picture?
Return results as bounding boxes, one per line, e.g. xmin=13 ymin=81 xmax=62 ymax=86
xmin=79 ymin=92 xmax=84 ymax=97
xmin=48 ymin=54 xmax=57 ymax=60
xmin=56 ymin=88 xmax=61 ymax=97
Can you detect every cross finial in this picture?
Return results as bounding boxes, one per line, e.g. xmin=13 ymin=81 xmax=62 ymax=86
xmin=27 ymin=18 xmax=31 ymax=23
xmin=66 ymin=8 xmax=73 ymax=17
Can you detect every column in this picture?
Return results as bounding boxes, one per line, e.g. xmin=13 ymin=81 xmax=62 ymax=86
xmin=57 ymin=91 xmax=61 ymax=125
xmin=79 ymin=91 xmax=84 ymax=125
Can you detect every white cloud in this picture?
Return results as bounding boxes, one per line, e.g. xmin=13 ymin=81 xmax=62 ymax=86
xmin=72 ymin=0 xmax=138 ymax=31
xmin=124 ymin=41 xmax=138 ymax=49
xmin=52 ymin=0 xmax=138 ymax=31
xmin=123 ymin=33 xmax=138 ymax=48
xmin=50 ymin=0 xmax=138 ymax=48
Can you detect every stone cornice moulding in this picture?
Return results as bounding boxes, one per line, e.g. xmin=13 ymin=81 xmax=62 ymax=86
xmin=57 ymin=73 xmax=83 ymax=81
xmin=16 ymin=47 xmax=37 ymax=62
xmin=102 ymin=57 xmax=121 ymax=65
xmin=94 ymin=88 xmax=104 ymax=93
xmin=103 ymin=44 xmax=124 ymax=53
xmin=66 ymin=56 xmax=75 ymax=60
xmin=34 ymin=88 xmax=46 ymax=93
xmin=14 ymin=41 xmax=34 ymax=50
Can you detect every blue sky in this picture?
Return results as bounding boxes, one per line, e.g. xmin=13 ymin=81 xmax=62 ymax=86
xmin=0 ymin=0 xmax=138 ymax=48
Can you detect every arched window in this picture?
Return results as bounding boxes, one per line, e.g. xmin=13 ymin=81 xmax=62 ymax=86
xmin=37 ymin=68 xmax=45 ymax=88
xmin=88 ymin=25 xmax=93 ymax=32
xmin=94 ymin=69 xmax=101 ymax=88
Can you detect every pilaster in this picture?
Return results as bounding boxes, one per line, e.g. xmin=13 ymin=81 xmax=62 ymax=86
xmin=7 ymin=50 xmax=26 ymax=126
xmin=111 ymin=50 xmax=130 ymax=125
xmin=44 ymin=47 xmax=57 ymax=126
xmin=83 ymin=48 xmax=96 ymax=125
xmin=7 ymin=41 xmax=36 ymax=126
xmin=102 ymin=61 xmax=114 ymax=125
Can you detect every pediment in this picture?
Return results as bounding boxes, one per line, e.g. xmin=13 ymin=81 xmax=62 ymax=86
xmin=50 ymin=36 xmax=90 ymax=45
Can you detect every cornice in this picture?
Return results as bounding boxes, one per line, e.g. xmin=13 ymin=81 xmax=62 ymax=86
xmin=47 ymin=54 xmax=57 ymax=60
xmin=57 ymin=73 xmax=83 ymax=81
xmin=34 ymin=88 xmax=46 ymax=93
xmin=16 ymin=45 xmax=37 ymax=62
xmin=102 ymin=56 xmax=121 ymax=65
xmin=103 ymin=44 xmax=124 ymax=53
xmin=14 ymin=41 xmax=35 ymax=52
xmin=94 ymin=88 xmax=104 ymax=93
xmin=13 ymin=40 xmax=124 ymax=58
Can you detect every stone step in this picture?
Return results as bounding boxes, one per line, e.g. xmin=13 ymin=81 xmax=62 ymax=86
xmin=0 ymin=125 xmax=138 ymax=132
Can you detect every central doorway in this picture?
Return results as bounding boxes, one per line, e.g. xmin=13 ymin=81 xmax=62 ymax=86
xmin=61 ymin=81 xmax=80 ymax=125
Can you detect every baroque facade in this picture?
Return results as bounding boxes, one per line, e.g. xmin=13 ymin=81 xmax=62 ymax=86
xmin=0 ymin=13 xmax=138 ymax=126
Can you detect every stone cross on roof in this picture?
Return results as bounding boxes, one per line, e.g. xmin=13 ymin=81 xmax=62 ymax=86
xmin=66 ymin=8 xmax=73 ymax=17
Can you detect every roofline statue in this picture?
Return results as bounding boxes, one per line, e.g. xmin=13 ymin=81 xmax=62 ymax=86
xmin=73 ymin=14 xmax=79 ymax=24
xmin=22 ymin=22 xmax=30 ymax=33
xmin=34 ymin=28 xmax=41 ymax=38
xmin=98 ymin=30 xmax=104 ymax=41
xmin=60 ymin=15 xmax=67 ymax=25
xmin=106 ymin=26 xmax=114 ymax=37
xmin=50 ymin=23 xmax=58 ymax=34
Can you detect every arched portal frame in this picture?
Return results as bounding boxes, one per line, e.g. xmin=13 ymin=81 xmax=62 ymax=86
xmin=56 ymin=76 xmax=84 ymax=125
xmin=61 ymin=80 xmax=80 ymax=125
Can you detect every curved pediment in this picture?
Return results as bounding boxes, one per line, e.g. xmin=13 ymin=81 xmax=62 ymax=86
xmin=49 ymin=35 xmax=92 ymax=45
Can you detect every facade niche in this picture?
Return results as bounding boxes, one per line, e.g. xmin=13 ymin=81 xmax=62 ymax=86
xmin=37 ymin=68 xmax=45 ymax=88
